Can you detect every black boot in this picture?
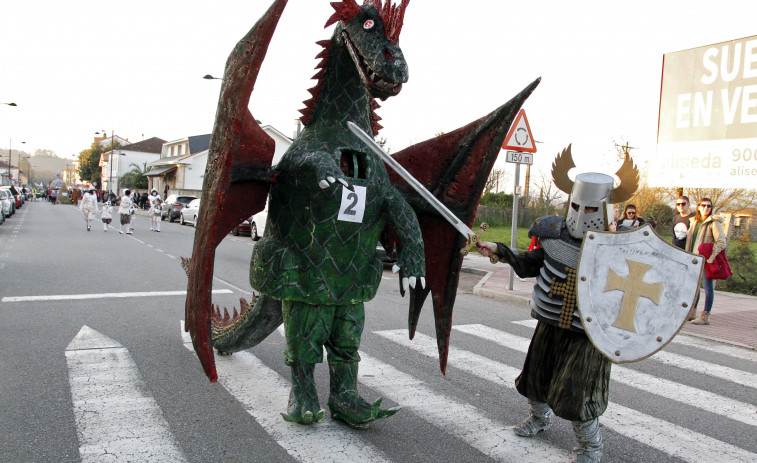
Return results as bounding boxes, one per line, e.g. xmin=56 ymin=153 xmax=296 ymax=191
xmin=281 ymin=363 xmax=325 ymax=425
xmin=328 ymin=362 xmax=398 ymax=429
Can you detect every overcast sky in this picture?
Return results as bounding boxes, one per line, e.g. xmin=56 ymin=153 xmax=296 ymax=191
xmin=2 ymin=0 xmax=755 ymax=184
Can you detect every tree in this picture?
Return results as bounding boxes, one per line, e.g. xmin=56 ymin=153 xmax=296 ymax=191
xmin=77 ymin=140 xmax=119 ymax=188
xmin=529 ymin=168 xmax=565 ymax=208
xmin=119 ymin=162 xmax=150 ymax=190
xmin=484 ymin=168 xmax=510 ymax=193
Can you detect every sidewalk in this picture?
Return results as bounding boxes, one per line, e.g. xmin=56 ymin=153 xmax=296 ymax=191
xmin=462 ymin=254 xmax=757 ymax=351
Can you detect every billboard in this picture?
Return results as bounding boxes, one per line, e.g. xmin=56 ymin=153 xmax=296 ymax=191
xmin=651 ymin=35 xmax=757 ymax=188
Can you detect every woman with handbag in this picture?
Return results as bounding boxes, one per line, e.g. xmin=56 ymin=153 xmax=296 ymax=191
xmin=685 ymin=198 xmax=726 ymax=325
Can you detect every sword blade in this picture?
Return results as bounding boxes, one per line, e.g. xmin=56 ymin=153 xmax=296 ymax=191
xmin=347 ymin=121 xmax=476 ymax=239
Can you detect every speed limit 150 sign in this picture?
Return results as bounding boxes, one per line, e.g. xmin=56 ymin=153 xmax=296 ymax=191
xmin=506 ymin=150 xmax=533 ymax=165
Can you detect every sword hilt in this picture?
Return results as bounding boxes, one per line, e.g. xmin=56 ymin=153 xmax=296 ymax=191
xmin=460 ymin=222 xmax=498 ymax=264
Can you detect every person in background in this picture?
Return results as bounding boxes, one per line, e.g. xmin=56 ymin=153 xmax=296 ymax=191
xmin=672 ymin=196 xmax=693 ymax=250
xmin=616 ymin=204 xmax=644 ymax=231
xmin=118 ymin=189 xmax=133 ymax=234
xmin=101 ymin=200 xmax=113 ymax=232
xmin=79 ymin=187 xmax=100 ymax=232
xmin=147 ymin=189 xmax=160 ymax=209
xmin=685 ymin=198 xmax=726 ymax=326
xmin=149 ymin=198 xmax=163 ymax=232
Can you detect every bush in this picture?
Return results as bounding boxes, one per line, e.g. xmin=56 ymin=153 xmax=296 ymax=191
xmin=644 ymin=203 xmax=675 ymax=230
xmin=480 ymin=191 xmax=513 ymax=208
xmin=717 ymin=231 xmax=757 ymax=295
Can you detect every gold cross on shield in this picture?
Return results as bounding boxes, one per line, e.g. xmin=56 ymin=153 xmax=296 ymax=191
xmin=604 ymin=259 xmax=664 ymax=333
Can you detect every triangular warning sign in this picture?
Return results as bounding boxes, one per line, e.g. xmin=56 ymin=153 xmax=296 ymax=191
xmin=502 ymin=109 xmax=536 ymax=153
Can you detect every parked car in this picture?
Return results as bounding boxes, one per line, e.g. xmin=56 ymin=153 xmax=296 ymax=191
xmin=1 ymin=186 xmax=23 ymax=208
xmin=0 ymin=189 xmax=15 ymax=217
xmin=232 ymin=215 xmax=261 ymax=240
xmin=163 ymin=194 xmax=197 ymax=222
xmin=179 ymin=198 xmax=201 ymax=226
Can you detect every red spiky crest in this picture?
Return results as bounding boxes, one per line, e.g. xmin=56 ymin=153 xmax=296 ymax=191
xmin=326 ymin=0 xmax=409 ymax=44
xmin=325 ymin=0 xmax=363 ymax=28
xmin=364 ymin=0 xmax=409 ymax=44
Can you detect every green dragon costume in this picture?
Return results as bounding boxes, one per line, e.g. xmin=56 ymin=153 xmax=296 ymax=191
xmin=184 ymin=0 xmax=539 ymax=429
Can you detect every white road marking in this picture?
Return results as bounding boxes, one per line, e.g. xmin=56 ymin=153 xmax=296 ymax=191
xmin=510 ymin=320 xmax=757 ymax=389
xmin=180 ymin=323 xmax=393 ymax=463
xmin=377 ymin=328 xmax=757 ymax=462
xmin=2 ymin=289 xmax=232 ymax=302
xmin=66 ymin=326 xmax=186 ymax=463
xmin=453 ymin=324 xmax=757 ymax=426
xmin=515 ymin=317 xmax=757 ymax=362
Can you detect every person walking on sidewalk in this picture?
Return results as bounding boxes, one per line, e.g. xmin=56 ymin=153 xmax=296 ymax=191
xmin=118 ymin=189 xmax=134 ymax=234
xmin=79 ymin=187 xmax=100 ymax=232
xmin=685 ymin=197 xmax=726 ymax=326
xmin=100 ymin=200 xmax=113 ymax=232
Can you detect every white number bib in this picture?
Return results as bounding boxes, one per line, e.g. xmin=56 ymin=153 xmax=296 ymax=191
xmin=337 ymin=185 xmax=367 ymax=223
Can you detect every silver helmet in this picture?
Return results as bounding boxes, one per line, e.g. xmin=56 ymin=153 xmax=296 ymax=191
xmin=552 ymin=145 xmax=639 ymax=239
xmin=565 ymin=173 xmax=613 ymax=239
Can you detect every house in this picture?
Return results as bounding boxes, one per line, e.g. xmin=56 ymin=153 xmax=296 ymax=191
xmin=99 ymin=137 xmax=165 ymax=195
xmin=147 ymin=125 xmax=292 ymax=197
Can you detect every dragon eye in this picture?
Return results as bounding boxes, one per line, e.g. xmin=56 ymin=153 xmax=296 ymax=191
xmin=363 ymin=19 xmax=375 ymax=30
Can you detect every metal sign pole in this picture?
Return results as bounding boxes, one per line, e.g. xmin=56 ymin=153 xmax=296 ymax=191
xmin=509 ymin=163 xmax=520 ymax=290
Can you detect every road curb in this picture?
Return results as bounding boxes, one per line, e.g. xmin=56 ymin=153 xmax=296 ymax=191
xmin=462 ymin=267 xmax=531 ymax=305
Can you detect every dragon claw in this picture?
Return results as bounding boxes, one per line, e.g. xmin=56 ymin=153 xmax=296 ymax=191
xmin=420 ymin=277 xmax=426 ymax=288
xmin=409 ymin=276 xmax=416 ymax=289
xmin=319 ymin=179 xmax=330 ymax=189
xmin=392 ymin=264 xmax=400 ymax=274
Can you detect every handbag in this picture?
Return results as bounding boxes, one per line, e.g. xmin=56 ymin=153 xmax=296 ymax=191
xmin=697 ymin=242 xmax=733 ymax=280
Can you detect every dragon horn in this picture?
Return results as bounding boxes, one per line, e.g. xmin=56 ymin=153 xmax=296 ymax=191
xmin=551 ymin=144 xmax=575 ymax=195
xmin=609 ymin=151 xmax=640 ymax=204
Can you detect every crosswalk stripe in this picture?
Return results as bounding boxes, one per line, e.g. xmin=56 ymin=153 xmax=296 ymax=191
xmin=66 ymin=326 xmax=186 ymax=463
xmin=453 ymin=324 xmax=757 ymax=427
xmin=513 ymin=318 xmax=757 ymax=370
xmin=3 ymin=289 xmax=233 ymax=303
xmin=180 ymin=323 xmax=393 ymax=463
xmin=671 ymin=335 xmax=757 ymax=363
xmin=376 ymin=328 xmax=757 ymax=462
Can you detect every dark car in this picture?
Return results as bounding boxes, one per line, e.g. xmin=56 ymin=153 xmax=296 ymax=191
xmin=231 ymin=215 xmax=260 ymax=241
xmin=162 ymin=194 xmax=197 ymax=222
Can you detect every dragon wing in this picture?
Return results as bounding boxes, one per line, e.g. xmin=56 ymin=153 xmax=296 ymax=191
xmin=387 ymin=78 xmax=541 ymax=374
xmin=185 ymin=0 xmax=288 ymax=382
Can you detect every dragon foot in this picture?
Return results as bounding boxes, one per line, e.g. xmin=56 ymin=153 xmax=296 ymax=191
xmin=328 ymin=362 xmax=398 ymax=429
xmin=328 ymin=393 xmax=399 ymax=429
xmin=281 ymin=363 xmax=325 ymax=426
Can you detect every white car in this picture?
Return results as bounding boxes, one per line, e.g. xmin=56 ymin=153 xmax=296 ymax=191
xmin=179 ymin=198 xmax=201 ymax=226
xmin=0 ymin=189 xmax=14 ymax=218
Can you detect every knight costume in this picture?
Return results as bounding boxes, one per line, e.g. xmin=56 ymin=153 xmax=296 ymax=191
xmin=479 ymin=146 xmax=639 ymax=463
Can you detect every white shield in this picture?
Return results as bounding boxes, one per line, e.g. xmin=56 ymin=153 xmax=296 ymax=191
xmin=576 ymin=225 xmax=703 ymax=363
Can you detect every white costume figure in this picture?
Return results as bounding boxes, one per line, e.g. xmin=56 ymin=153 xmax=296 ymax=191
xmin=101 ymin=201 xmax=113 ymax=231
xmin=118 ymin=189 xmax=134 ymax=234
xmin=148 ymin=189 xmax=161 ymax=208
xmin=150 ymin=200 xmax=162 ymax=232
xmin=79 ymin=189 xmax=100 ymax=231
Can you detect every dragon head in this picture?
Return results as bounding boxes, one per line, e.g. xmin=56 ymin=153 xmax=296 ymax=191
xmin=327 ymin=0 xmax=410 ymax=100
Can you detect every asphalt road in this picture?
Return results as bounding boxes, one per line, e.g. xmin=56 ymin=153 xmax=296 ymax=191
xmin=1 ymin=201 xmax=756 ymax=462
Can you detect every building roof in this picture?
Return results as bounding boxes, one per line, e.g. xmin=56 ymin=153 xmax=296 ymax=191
xmin=188 ymin=134 xmax=211 ymax=154
xmin=121 ymin=137 xmax=167 ymax=154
